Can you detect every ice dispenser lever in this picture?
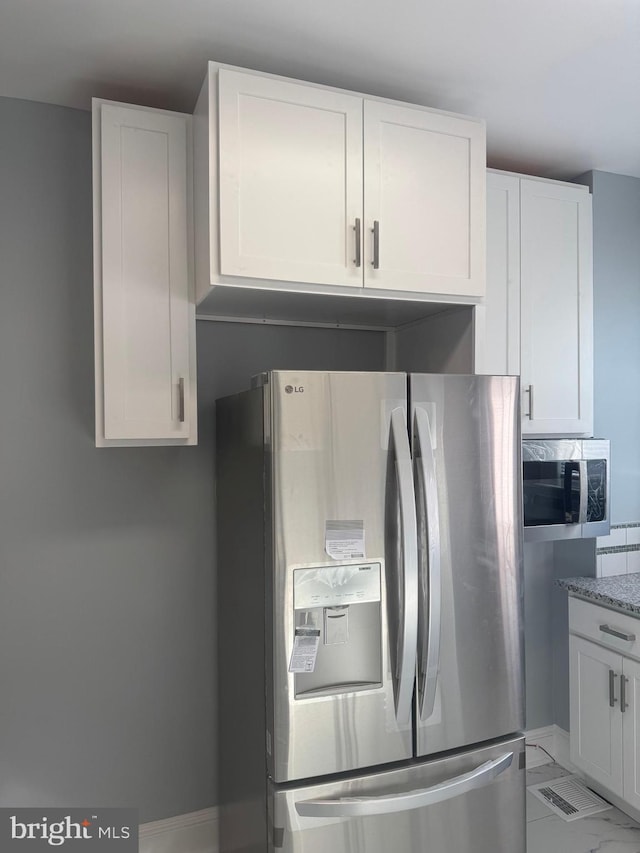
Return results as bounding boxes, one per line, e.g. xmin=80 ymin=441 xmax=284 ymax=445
xmin=324 ymin=606 xmax=349 ymax=645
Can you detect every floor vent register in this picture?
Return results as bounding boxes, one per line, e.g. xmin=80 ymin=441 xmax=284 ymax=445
xmin=527 ymin=775 xmax=613 ymax=822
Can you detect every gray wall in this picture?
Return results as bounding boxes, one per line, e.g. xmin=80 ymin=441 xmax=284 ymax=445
xmin=586 ymin=170 xmax=640 ymax=524
xmin=0 ymin=96 xmax=386 ymax=822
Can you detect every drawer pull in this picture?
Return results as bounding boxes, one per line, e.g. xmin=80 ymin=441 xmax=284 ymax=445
xmin=599 ymin=624 xmax=636 ymax=642
xmin=609 ymin=669 xmax=618 ymax=707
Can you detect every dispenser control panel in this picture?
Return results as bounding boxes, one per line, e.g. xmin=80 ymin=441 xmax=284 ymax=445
xmin=293 ymin=563 xmax=381 ymax=610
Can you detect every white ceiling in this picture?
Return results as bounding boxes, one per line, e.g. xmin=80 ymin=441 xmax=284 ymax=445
xmin=2 ymin=0 xmax=639 ymax=180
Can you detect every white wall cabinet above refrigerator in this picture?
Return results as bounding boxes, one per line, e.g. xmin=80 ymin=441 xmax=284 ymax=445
xmin=93 ymin=100 xmax=197 ymax=447
xmin=478 ymin=170 xmax=593 ymax=437
xmin=194 ymin=62 xmax=486 ymax=306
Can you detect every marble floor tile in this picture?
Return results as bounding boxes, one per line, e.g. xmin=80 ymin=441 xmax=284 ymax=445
xmin=526 ymin=764 xmax=640 ymax=853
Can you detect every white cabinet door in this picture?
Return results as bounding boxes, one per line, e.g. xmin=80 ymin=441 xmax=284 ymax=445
xmin=476 ymin=171 xmax=520 ymax=375
xmin=622 ymin=656 xmax=640 ymax=812
xmin=218 ymin=69 xmax=363 ymax=288
xmin=569 ymin=635 xmax=623 ymax=797
xmin=363 ymin=99 xmax=485 ymax=296
xmin=94 ymin=101 xmax=196 ymax=446
xmin=520 ymin=179 xmax=593 ymax=435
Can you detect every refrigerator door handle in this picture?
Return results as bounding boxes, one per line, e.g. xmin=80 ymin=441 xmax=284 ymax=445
xmin=414 ymin=406 xmax=441 ymax=721
xmin=390 ymin=407 xmax=419 ymax=726
xmin=295 ymin=751 xmax=514 ymax=817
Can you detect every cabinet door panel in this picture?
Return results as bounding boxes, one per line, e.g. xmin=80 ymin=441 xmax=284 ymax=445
xmin=364 ymin=100 xmax=485 ymax=296
xmin=97 ymin=103 xmax=195 ymax=444
xmin=569 ymin=635 xmax=623 ymax=796
xmin=218 ymin=69 xmax=363 ymax=287
xmin=520 ymin=180 xmax=593 ymax=435
xmin=622 ymin=657 xmax=640 ymax=812
xmin=476 ymin=172 xmax=520 ymax=375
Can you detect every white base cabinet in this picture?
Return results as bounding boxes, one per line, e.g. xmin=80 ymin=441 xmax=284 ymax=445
xmin=569 ymin=598 xmax=640 ymax=815
xmin=479 ymin=170 xmax=593 ymax=437
xmin=195 ymin=62 xmax=486 ymax=305
xmin=93 ymin=100 xmax=197 ymax=447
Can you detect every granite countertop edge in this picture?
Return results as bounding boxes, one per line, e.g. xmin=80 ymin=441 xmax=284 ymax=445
xmin=557 ymin=574 xmax=640 ymax=617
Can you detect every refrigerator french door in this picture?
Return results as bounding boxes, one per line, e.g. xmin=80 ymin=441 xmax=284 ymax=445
xmin=215 ymin=371 xmax=524 ymax=853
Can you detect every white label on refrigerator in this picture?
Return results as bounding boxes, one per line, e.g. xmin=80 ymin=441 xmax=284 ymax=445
xmin=288 ymin=629 xmax=321 ymax=673
xmin=325 ymin=520 xmax=365 ymax=560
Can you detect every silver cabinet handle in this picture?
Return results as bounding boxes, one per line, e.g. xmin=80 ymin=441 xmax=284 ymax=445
xmin=372 ymin=220 xmax=380 ymax=269
xmin=353 ymin=218 xmax=361 ymax=267
xmin=609 ymin=669 xmax=618 ymax=707
xmin=178 ymin=377 xmax=186 ymax=423
xmin=295 ymin=752 xmax=514 ymax=818
xmin=414 ymin=406 xmax=441 ymax=722
xmin=390 ymin=407 xmax=419 ymax=726
xmin=621 ymin=675 xmax=629 ymax=712
xmin=600 ymin=624 xmax=636 ymax=642
xmin=525 ymin=384 xmax=534 ymax=419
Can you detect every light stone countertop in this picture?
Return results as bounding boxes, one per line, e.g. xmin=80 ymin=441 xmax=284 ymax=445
xmin=557 ymin=573 xmax=640 ymax=617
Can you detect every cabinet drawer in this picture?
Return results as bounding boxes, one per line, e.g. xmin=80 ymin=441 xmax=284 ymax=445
xmin=569 ymin=597 xmax=640 ymax=660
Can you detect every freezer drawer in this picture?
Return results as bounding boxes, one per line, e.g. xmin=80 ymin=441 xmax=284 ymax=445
xmin=268 ymin=736 xmax=525 ymax=853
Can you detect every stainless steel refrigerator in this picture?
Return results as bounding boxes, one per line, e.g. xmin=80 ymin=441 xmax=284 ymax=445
xmin=216 ymin=371 xmax=525 ymax=853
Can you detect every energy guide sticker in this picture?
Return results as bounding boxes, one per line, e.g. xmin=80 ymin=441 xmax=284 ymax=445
xmin=325 ymin=520 xmax=365 ymax=560
xmin=288 ymin=629 xmax=320 ymax=673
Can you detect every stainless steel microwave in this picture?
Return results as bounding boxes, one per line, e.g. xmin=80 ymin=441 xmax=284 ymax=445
xmin=522 ymin=439 xmax=610 ymax=542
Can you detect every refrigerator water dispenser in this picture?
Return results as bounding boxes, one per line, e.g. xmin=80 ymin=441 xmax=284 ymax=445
xmin=292 ymin=564 xmax=382 ymax=697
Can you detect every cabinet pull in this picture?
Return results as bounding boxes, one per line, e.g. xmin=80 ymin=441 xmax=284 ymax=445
xmin=178 ymin=378 xmax=186 ymax=423
xmin=525 ymin=384 xmax=534 ymax=419
xmin=609 ymin=669 xmax=618 ymax=707
xmin=354 ymin=218 xmax=361 ymax=267
xmin=600 ymin=624 xmax=636 ymax=642
xmin=372 ymin=220 xmax=380 ymax=270
xmin=621 ymin=674 xmax=629 ymax=713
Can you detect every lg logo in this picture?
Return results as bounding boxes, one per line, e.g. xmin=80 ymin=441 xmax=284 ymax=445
xmin=284 ymin=385 xmax=304 ymax=394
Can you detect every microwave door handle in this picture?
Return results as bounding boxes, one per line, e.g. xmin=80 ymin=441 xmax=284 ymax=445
xmin=578 ymin=460 xmax=589 ymax=524
xmin=414 ymin=407 xmax=441 ymax=722
xmin=390 ymin=408 xmax=419 ymax=726
xmin=295 ymin=752 xmax=514 ymax=817
xmin=563 ymin=461 xmax=580 ymax=524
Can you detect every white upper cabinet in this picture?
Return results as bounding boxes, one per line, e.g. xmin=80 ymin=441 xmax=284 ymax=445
xmin=476 ymin=171 xmax=521 ymax=375
xmin=194 ymin=62 xmax=486 ymax=304
xmin=520 ymin=178 xmax=593 ymax=436
xmin=363 ymin=100 xmax=485 ymax=296
xmin=479 ymin=170 xmax=593 ymax=436
xmin=93 ymin=100 xmax=197 ymax=447
xmin=217 ymin=69 xmax=363 ymax=288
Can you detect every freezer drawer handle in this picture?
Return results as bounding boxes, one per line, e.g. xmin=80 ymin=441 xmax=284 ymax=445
xmin=295 ymin=751 xmax=514 ymax=818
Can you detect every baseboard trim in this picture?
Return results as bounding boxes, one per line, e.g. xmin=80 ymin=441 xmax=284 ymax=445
xmin=139 ymin=807 xmax=218 ymax=853
xmin=525 ymin=724 xmax=576 ymax=772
